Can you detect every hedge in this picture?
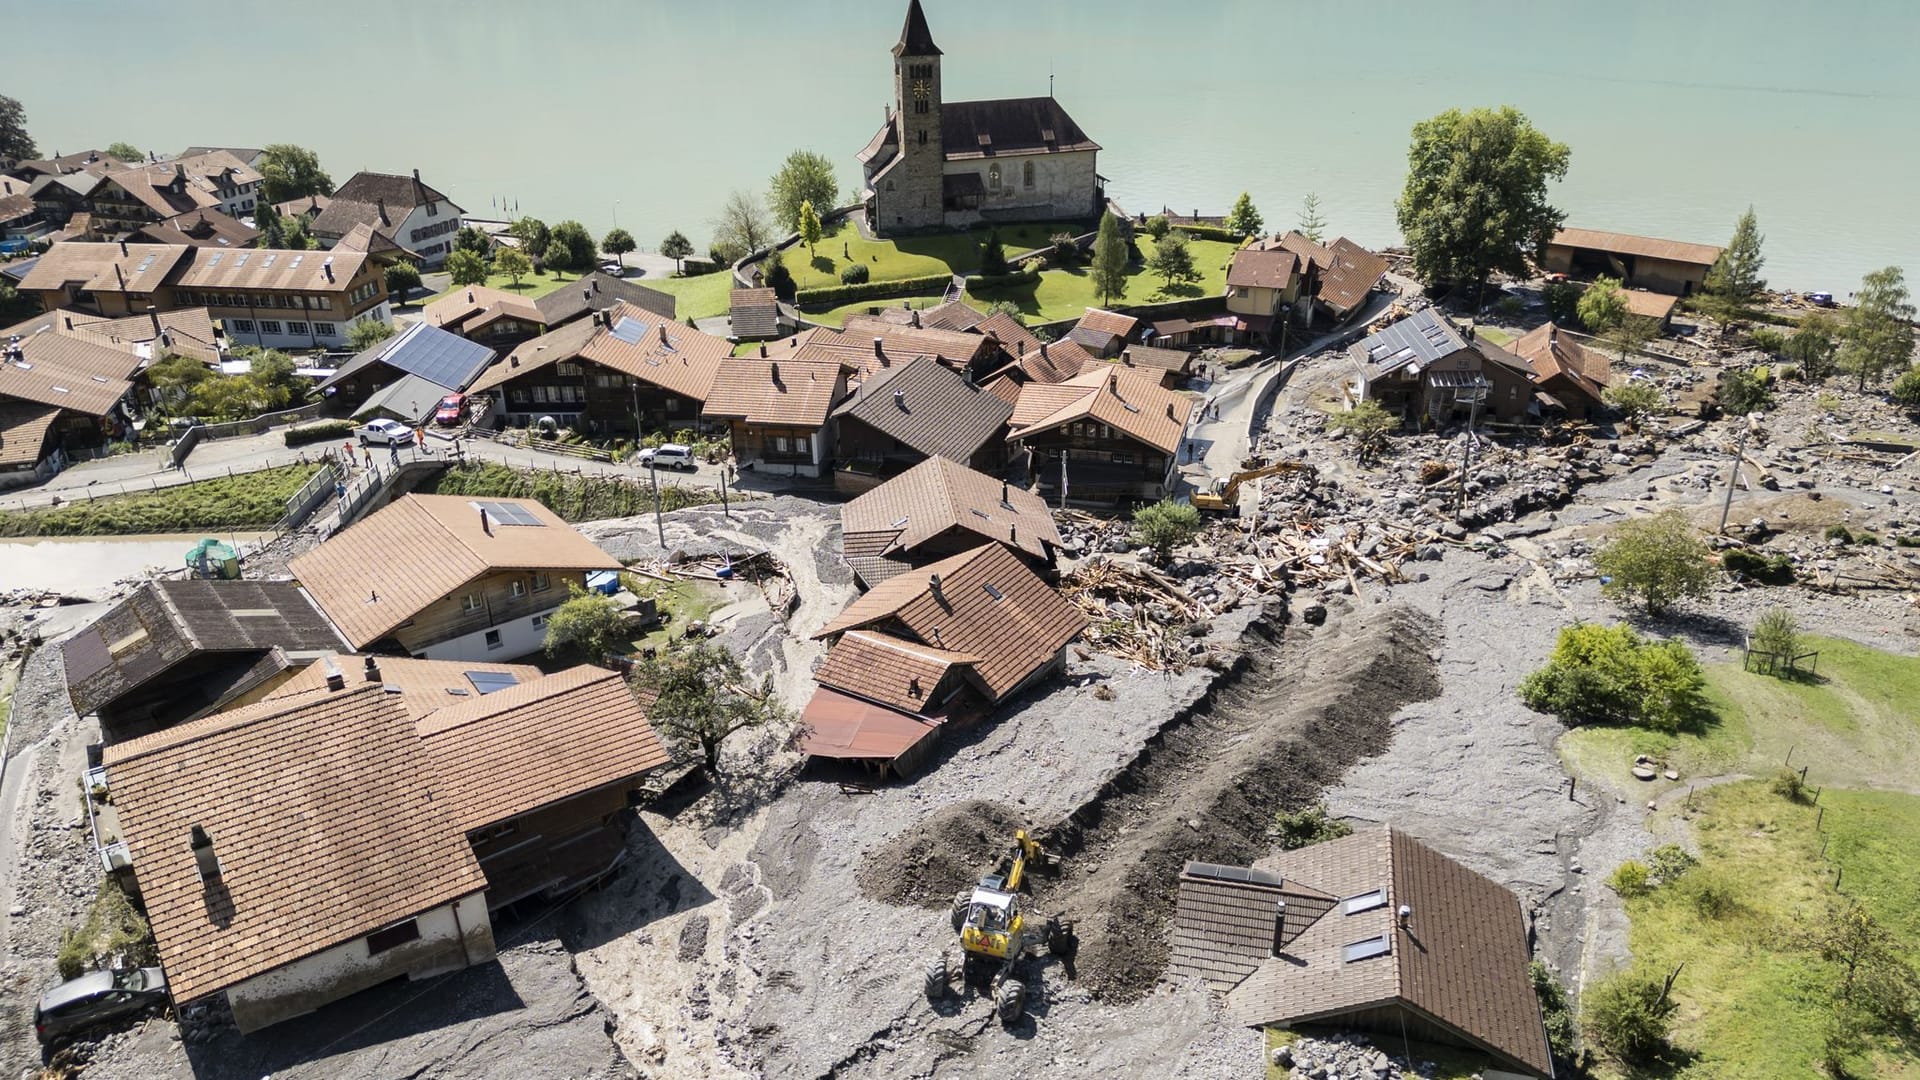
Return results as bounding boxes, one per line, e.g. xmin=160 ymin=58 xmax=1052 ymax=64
xmin=796 ymin=273 xmax=952 ymax=308
xmin=965 ymin=264 xmax=1043 ymax=293
xmin=283 ymin=419 xmax=356 ymax=447
xmin=1174 ymin=223 xmax=1247 ymax=244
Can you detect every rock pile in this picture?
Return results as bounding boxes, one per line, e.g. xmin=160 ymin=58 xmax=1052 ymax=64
xmin=1270 ymin=1031 xmax=1471 ymax=1080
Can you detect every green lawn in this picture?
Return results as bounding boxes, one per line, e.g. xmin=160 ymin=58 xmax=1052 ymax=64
xmin=802 ymin=291 xmax=962 ymax=329
xmin=635 ymin=271 xmax=735 ymax=322
xmin=778 ymin=218 xmax=1076 ymax=293
xmin=0 ymin=464 xmax=323 ymax=537
xmin=618 ymin=575 xmax=726 ymax=655
xmin=420 ymin=268 xmax=576 ymax=304
xmin=1557 ymin=635 xmax=1920 ymax=796
xmin=1610 ymin=782 xmax=1920 ymax=1080
xmin=968 ymin=235 xmax=1239 ymax=323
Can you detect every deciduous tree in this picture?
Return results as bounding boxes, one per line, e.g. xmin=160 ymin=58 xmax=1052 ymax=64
xmin=1594 ymin=509 xmax=1713 ymax=614
xmin=384 ymin=260 xmax=421 ymax=302
xmin=507 ymin=216 xmax=550 ymax=259
xmin=1583 ymin=966 xmax=1681 ymax=1065
xmin=761 ymin=249 xmax=796 ymax=303
xmin=1604 ymin=314 xmax=1661 ymax=363
xmin=1129 ymin=498 xmax=1202 ymax=559
xmin=660 ymin=230 xmax=694 ymax=274
xmin=545 ymin=220 xmax=596 ymax=277
xmin=494 ymin=247 xmax=533 ymax=287
xmin=1837 ymin=265 xmax=1916 ymax=391
xmin=1784 ymin=311 xmax=1840 ymax=379
xmin=453 ymin=226 xmax=490 ymax=259
xmin=1577 ymin=275 xmax=1628 ymax=333
xmin=1396 ymin=106 xmax=1569 ymax=303
xmin=0 ymin=94 xmax=36 ymax=162
xmin=543 ymin=585 xmax=630 ymax=662
xmin=253 ymin=201 xmax=287 ymax=249
xmin=105 ymin=141 xmax=143 ymax=163
xmin=348 ymin=318 xmax=395 ymax=351
xmin=978 ymin=230 xmax=1009 ymax=276
xmin=281 ymin=216 xmax=315 ymax=251
xmin=712 ymin=189 xmax=773 ymax=260
xmin=1326 ymin=399 xmax=1397 ymax=464
xmin=1602 ymin=381 xmax=1664 ymax=424
xmin=1089 ymin=213 xmax=1128 ymax=306
xmin=1297 ymin=192 xmax=1327 ymax=243
xmin=602 ymin=226 xmax=636 ymax=258
xmin=258 ymin=143 xmax=333 ymax=204
xmin=767 ymin=149 xmax=839 ymax=233
xmin=1223 ymin=191 xmax=1263 ymax=237
xmin=445 ymin=249 xmax=488 ymax=287
xmin=1147 ymin=229 xmax=1198 ymax=289
xmin=635 ymin=639 xmax=789 ymax=778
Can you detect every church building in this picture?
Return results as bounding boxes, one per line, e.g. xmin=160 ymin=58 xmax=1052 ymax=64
xmin=859 ymin=0 xmax=1105 ymax=236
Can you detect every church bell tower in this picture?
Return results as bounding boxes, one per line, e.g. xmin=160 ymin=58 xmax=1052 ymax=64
xmin=891 ymin=0 xmax=944 ymax=229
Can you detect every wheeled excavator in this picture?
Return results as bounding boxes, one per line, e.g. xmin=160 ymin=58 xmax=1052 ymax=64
xmin=1191 ymin=459 xmax=1318 ymax=514
xmin=924 ymin=828 xmax=1072 ymax=1024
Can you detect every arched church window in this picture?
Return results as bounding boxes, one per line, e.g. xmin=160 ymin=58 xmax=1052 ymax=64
xmin=988 ymin=164 xmax=1001 ymax=190
xmin=1023 ymin=161 xmax=1035 ymax=188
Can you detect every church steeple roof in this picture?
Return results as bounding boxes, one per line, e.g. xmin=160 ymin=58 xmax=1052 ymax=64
xmin=892 ymin=0 xmax=942 ymax=57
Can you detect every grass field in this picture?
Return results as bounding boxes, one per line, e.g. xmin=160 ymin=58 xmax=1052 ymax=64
xmin=801 ymin=292 xmax=960 ymax=328
xmin=778 ymin=218 xmax=1072 ymax=293
xmin=1610 ymin=782 xmax=1920 ymax=1079
xmin=0 ymin=464 xmax=323 ymax=537
xmin=1557 ymin=635 xmax=1920 ymax=795
xmin=619 ymin=575 xmax=726 ymax=655
xmin=969 ymin=235 xmax=1239 ymax=323
xmin=420 ymin=267 xmax=576 ymax=304
xmin=636 ymin=271 xmax=735 ymax=321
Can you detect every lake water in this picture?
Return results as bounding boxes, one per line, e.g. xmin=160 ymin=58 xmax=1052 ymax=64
xmin=8 ymin=1 xmax=1917 ymax=291
xmin=0 ymin=533 xmax=274 ymax=596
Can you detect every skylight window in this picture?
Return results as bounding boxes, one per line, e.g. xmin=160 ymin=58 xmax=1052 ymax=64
xmin=469 ymin=500 xmax=543 ymax=526
xmin=1343 ymin=936 xmax=1390 ymax=963
xmin=1344 ymin=889 xmax=1387 ymax=915
xmin=465 ymin=671 xmax=520 ymax=694
xmin=981 ymin=582 xmax=1004 ymax=601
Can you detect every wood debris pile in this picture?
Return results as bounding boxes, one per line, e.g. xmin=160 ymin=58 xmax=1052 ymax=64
xmin=1060 ymin=557 xmax=1210 ymax=669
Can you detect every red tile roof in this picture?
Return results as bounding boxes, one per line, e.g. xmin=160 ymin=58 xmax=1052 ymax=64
xmin=1006 ymin=366 xmax=1195 ymax=456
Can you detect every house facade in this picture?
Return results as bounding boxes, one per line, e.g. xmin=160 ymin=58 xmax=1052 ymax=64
xmin=702 ymin=357 xmax=850 ymax=477
xmin=858 ymin=1 xmax=1102 ymax=234
xmin=1007 ymin=367 xmax=1194 ymax=505
xmin=312 ymin=170 xmax=465 ymax=268
xmin=1542 ymin=227 xmax=1721 ymax=297
xmin=466 ymin=304 xmax=726 ymax=434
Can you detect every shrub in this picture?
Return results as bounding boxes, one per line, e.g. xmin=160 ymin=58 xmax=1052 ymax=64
xmin=55 ymin=880 xmax=156 ymax=980
xmin=1595 ymin=510 xmax=1713 ymax=614
xmin=1891 ymin=367 xmax=1920 ymax=411
xmin=1048 ymin=232 xmax=1079 ymax=266
xmin=1771 ymin=767 xmax=1810 ymax=804
xmin=1686 ymin=872 xmax=1738 ymax=919
xmin=1542 ymin=282 xmax=1581 ymax=324
xmin=1129 ymin=498 xmax=1203 ymax=559
xmin=1647 ymin=843 xmax=1697 ymax=884
xmin=283 ymin=419 xmax=355 ymax=447
xmin=1609 ymin=860 xmax=1652 ymax=898
xmin=795 ymin=272 xmax=952 ymax=308
xmin=1143 ymin=215 xmax=1171 ymax=240
xmin=543 ymin=584 xmax=630 ymax=662
xmin=1721 ymin=547 xmax=1794 ymax=584
xmin=1602 ymin=381 xmax=1664 ymax=423
xmin=1517 ymin=622 xmax=1711 ymax=732
xmin=979 ymin=230 xmax=1009 ymax=276
xmin=1529 ymin=961 xmax=1581 ymax=1069
xmin=1271 ymin=805 xmax=1353 ymax=851
xmin=1750 ymin=607 xmax=1801 ymax=670
xmin=1495 ymin=295 xmax=1524 ymax=317
xmin=1748 ymin=326 xmax=1788 ymax=354
xmin=966 ymin=264 xmax=1042 ymax=293
xmin=1717 ymin=368 xmax=1774 ymax=414
xmin=838 ymin=262 xmax=870 ymax=285
xmin=1823 ymin=523 xmax=1855 ymax=544
xmin=1325 ymin=399 xmax=1397 ymax=464
xmin=1173 ymin=222 xmax=1243 ymax=244
xmin=1583 ymin=968 xmax=1679 ymax=1064
xmin=1896 ymin=535 xmax=1920 ymax=548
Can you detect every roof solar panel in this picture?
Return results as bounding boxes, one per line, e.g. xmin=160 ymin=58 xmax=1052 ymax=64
xmin=385 ymin=324 xmax=495 ymax=390
xmin=465 ymin=671 xmax=520 ymax=694
xmin=469 ymin=500 xmax=542 ymax=526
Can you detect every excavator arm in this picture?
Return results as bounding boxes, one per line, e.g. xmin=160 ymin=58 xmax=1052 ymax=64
xmin=1193 ymin=460 xmax=1317 ymax=512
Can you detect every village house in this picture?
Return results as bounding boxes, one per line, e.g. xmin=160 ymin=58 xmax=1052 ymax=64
xmin=859 ymin=0 xmax=1103 ymax=234
xmin=0 ymin=324 xmax=147 ymax=484
xmin=466 ymin=301 xmax=728 ymax=433
xmin=57 ymin=579 xmax=348 ymax=743
xmin=3 ymin=305 xmax=222 ymax=369
xmin=1067 ymin=308 xmax=1142 ymax=358
xmin=838 ymin=454 xmax=1060 ymax=587
xmin=728 ymin=287 xmax=790 ymax=342
xmin=1167 ymin=828 xmax=1554 ymax=1079
xmin=980 ymin=336 xmax=1097 ymax=395
xmin=836 ymin=313 xmax=1002 ymax=378
xmin=1099 ymin=344 xmax=1192 ymax=388
xmin=1223 ymin=233 xmax=1391 ymax=346
xmin=288 ymin=493 xmax=622 ymax=661
xmin=1224 ymin=245 xmax=1307 ymax=345
xmin=4 ymin=149 xmax=114 ymax=184
xmin=829 ymin=353 xmax=1013 ymax=486
xmin=802 ymin=543 xmax=1085 ymax=778
xmin=1275 ymin=232 xmax=1390 ymax=325
xmin=126 ymin=208 xmax=258 ymax=249
xmin=272 ymin=193 xmax=330 ymax=222
xmin=1007 ymin=365 xmax=1194 ymax=505
xmin=534 ymin=270 xmax=675 ymax=327
xmin=868 ymin=298 xmax=986 ymax=332
xmin=85 ymin=151 xmax=264 ymax=232
xmin=1541 ymin=227 xmax=1721 ymax=297
xmin=1508 ymin=322 xmax=1611 ymax=420
xmin=701 ymin=356 xmax=850 ymax=477
xmin=1347 ymin=308 xmax=1539 ymax=426
xmin=420 ymin=285 xmax=547 ymax=350
xmin=311 ymin=170 xmax=466 ymax=268
xmin=102 ymin=659 xmax=668 ymax=1033
xmin=0 ymin=176 xmax=50 ymax=242
xmin=318 ymin=321 xmax=495 ymax=425
xmin=17 ymin=241 xmax=392 ymax=351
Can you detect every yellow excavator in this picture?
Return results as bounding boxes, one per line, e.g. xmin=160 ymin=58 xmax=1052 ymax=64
xmin=1191 ymin=460 xmax=1317 ymax=514
xmin=925 ymin=828 xmax=1071 ymax=1024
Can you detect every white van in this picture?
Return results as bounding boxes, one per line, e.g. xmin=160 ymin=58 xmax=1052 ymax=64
xmin=638 ymin=443 xmax=697 ymax=472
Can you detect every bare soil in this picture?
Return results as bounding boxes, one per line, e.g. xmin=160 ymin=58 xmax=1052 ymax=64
xmin=856 ymin=800 xmax=1028 ymax=910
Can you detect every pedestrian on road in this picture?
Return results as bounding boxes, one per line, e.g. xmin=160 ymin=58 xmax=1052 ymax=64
xmin=362 ymin=448 xmax=373 ymax=469
xmin=341 ymin=440 xmax=354 ymax=466
xmin=415 ymin=427 xmax=429 ymax=456
xmin=389 ymin=443 xmax=400 ymax=466
xmin=334 ymin=480 xmax=346 ymax=502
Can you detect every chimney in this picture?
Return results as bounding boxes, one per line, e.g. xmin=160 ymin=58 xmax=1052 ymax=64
xmin=770 ymin=360 xmax=780 ymax=382
xmin=1108 ymin=371 xmax=1118 ymax=393
xmin=322 ymin=263 xmax=334 ymax=283
xmin=911 ymin=309 xmax=921 ymax=328
xmin=928 ymin=572 xmax=943 ymax=598
xmin=118 ymin=239 xmax=128 ymax=256
xmin=190 ymin=825 xmax=221 ymax=881
xmin=1464 ymin=321 xmax=1476 ymax=341
xmin=658 ymin=324 xmax=669 ymax=344
xmin=467 ymin=290 xmax=474 ymax=303
xmin=323 ymin=658 xmax=346 ymax=691
xmin=148 ymin=306 xmax=161 ymax=338
xmin=591 ymin=279 xmax=600 ymax=294
xmin=929 ymin=626 xmax=944 ymax=646
xmin=759 ymin=343 xmax=768 ymax=358
xmin=363 ymin=655 xmax=382 ymax=682
xmin=376 ymin=197 xmax=387 ymax=225
xmin=174 ymin=162 xmax=185 ymax=179
xmin=1001 ymin=481 xmax=1009 ymax=504
xmin=63 ymin=316 xmax=72 ymax=330
xmin=1009 ymin=522 xmax=1016 ymax=542
xmin=1039 ymin=341 xmax=1049 ymax=360
xmin=1271 ymin=900 xmax=1288 ymax=956
xmin=872 ymin=337 xmax=885 ymax=362
xmin=479 ymin=506 xmax=492 ymax=534
xmin=894 ymin=388 xmax=907 ymax=409
xmin=1397 ymin=904 xmax=1412 ymax=930
xmin=1122 ymin=349 xmax=1133 ymax=366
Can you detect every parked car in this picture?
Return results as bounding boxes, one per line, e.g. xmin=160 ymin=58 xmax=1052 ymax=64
xmin=356 ymin=418 xmax=413 ymax=447
xmin=636 ymin=443 xmax=697 ymax=472
xmin=36 ymin=967 xmax=169 ymax=1050
xmin=434 ymin=394 xmax=466 ymax=426
xmin=1806 ymin=291 xmax=1836 ymax=308
xmin=598 ymin=260 xmax=624 ymax=277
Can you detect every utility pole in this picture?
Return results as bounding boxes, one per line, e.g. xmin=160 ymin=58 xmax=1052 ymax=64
xmin=1454 ymin=390 xmax=1483 ymax=512
xmin=1717 ymin=413 xmax=1759 ymax=534
xmin=1058 ymin=452 xmax=1068 ymax=511
xmin=648 ymin=457 xmax=664 ymax=548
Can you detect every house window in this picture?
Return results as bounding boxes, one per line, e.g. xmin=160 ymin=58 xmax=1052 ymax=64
xmin=665 ymin=397 xmax=681 ymax=414
xmin=534 ymin=387 xmax=549 ymax=404
xmin=989 ymin=164 xmax=1001 ymax=190
xmin=556 ymin=362 xmax=581 ymax=376
xmin=532 ymin=572 xmax=551 ymax=592
xmin=259 ymin=320 xmax=282 ymax=335
xmin=366 ymin=919 xmax=421 ymax=956
xmin=461 ymin=593 xmax=481 ymax=613
xmin=286 ymin=321 xmax=309 ymax=335
xmin=1024 ymin=161 xmax=1035 ymax=188
xmin=231 ymin=319 xmax=254 ymax=333
xmin=509 ymin=579 xmax=526 ymax=598
xmin=917 ymin=129 xmax=927 ymax=145
xmin=530 ymin=613 xmax=547 ymax=629
xmin=313 ymin=322 xmax=336 ymax=335
xmin=1343 ymin=936 xmax=1391 ymax=963
xmin=511 ymin=389 xmax=528 ymax=404
xmin=484 ymin=629 xmax=503 ymax=650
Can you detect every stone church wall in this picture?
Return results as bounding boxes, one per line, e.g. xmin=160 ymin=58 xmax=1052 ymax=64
xmin=942 ymin=150 xmax=1098 ymax=228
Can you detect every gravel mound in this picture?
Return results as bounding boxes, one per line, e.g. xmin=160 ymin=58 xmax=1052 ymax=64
xmin=856 ymin=800 xmax=1028 ymax=908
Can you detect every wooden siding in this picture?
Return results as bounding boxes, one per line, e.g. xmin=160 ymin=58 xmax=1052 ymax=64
xmin=391 ymin=568 xmax=582 ymax=655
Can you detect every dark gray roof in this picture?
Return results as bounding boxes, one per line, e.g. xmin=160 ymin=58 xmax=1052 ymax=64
xmin=941 ymin=98 xmax=1100 ymax=159
xmin=831 ymin=354 xmax=1012 ymax=463
xmin=353 ymin=373 xmax=454 ymax=424
xmin=62 ymin=580 xmax=346 ymax=717
xmin=320 ymin=322 xmax=496 ymax=393
xmin=729 ymin=288 xmax=781 ymax=341
xmin=0 ymin=257 xmax=37 ymax=284
xmin=894 ymin=0 xmax=941 ymax=56
xmin=330 ymin=170 xmax=453 ymax=211
xmin=1350 ymin=307 xmax=1472 ymax=376
xmin=534 ymin=271 xmax=675 ymax=325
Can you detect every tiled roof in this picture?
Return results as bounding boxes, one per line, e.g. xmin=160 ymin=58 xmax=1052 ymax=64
xmin=730 ymin=288 xmax=782 ymax=340
xmin=273 ymin=194 xmax=330 ymax=218
xmin=61 ymin=580 xmax=346 ymax=717
xmin=941 ymin=98 xmax=1100 ymax=159
xmin=840 ymin=455 xmax=1059 ymax=581
xmin=417 ymin=665 xmax=669 ymax=834
xmin=103 ymin=684 xmax=487 ymax=1004
xmin=834 ymin=315 xmax=996 ymax=376
xmin=1549 ymin=227 xmax=1722 ymax=269
xmin=267 ymin=653 xmax=543 ymax=722
xmin=815 ymin=544 xmax=1084 ymax=702
xmin=289 ymin=494 xmax=620 ymax=649
xmin=799 ymin=686 xmax=939 ymax=764
xmin=332 ymin=170 xmax=454 ymax=210
xmin=16 ymin=241 xmax=191 ymax=295
xmin=534 ymin=271 xmax=675 ymax=325
xmin=972 ymin=312 xmax=1040 ymax=358
xmin=1108 ymin=344 xmax=1192 ymax=376
xmin=61 ymin=306 xmax=221 ymax=365
xmin=1622 ymin=290 xmax=1679 ymax=320
xmin=1215 ymin=828 xmax=1553 ymax=1079
xmin=0 ymin=402 xmax=58 ymax=467
xmin=1006 ymin=366 xmax=1194 ymax=457
xmin=1006 ymin=338 xmax=1095 ymax=385
xmin=702 ymin=357 xmax=845 ymax=428
xmin=577 ymin=302 xmax=729 ymax=402
xmin=1227 ymin=248 xmax=1299 ymax=290
xmin=918 ymin=299 xmax=986 ymax=331
xmin=330 ymin=221 xmax=407 ymax=256
xmin=97 ymin=164 xmax=226 ymax=219
xmin=831 ymin=354 xmax=1012 ymax=463
xmin=814 ymin=630 xmax=979 ymax=715
xmin=1167 ymin=864 xmax=1291 ymax=992
xmin=1075 ymin=308 xmax=1140 ymax=338
xmin=1317 ymin=238 xmax=1390 ymax=315
xmin=466 ymin=318 xmax=601 ymax=395
xmin=423 ymin=285 xmax=543 ymax=334
xmin=0 ymin=332 xmax=136 ymax=414
xmin=1511 ymin=323 xmax=1608 ymax=406
xmin=174 ymin=246 xmax=370 ymax=293
xmin=128 ymin=208 xmax=259 ymax=249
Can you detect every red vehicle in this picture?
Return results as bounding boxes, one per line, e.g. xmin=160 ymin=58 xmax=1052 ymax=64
xmin=434 ymin=394 xmax=466 ymax=426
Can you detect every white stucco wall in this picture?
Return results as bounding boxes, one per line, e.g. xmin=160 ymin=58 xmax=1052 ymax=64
xmin=225 ymin=891 xmax=493 ymax=1033
xmin=224 ymin=302 xmax=390 ymax=351
xmin=418 ymin=606 xmax=559 ymax=662
xmin=395 ymin=203 xmax=465 ymax=268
